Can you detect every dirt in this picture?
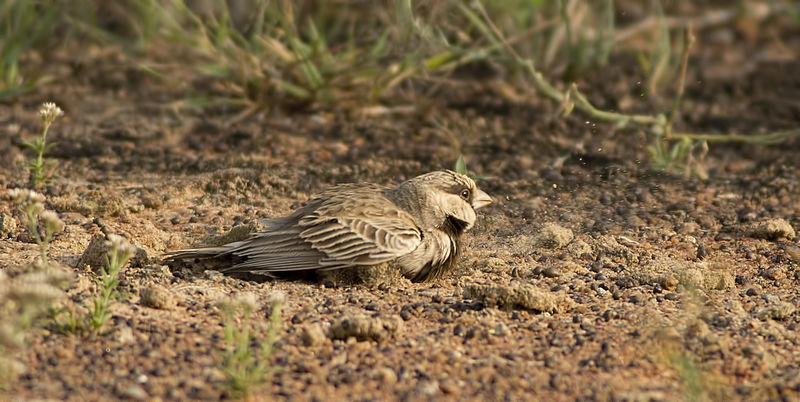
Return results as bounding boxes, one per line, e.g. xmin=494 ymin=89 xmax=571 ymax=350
xmin=1 ymin=10 xmax=800 ymax=402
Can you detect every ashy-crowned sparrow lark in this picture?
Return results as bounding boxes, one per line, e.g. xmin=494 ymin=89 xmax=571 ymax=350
xmin=165 ymin=170 xmax=492 ymax=282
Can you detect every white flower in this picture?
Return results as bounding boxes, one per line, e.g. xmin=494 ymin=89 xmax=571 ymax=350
xmin=8 ymin=188 xmax=45 ymax=204
xmin=217 ymin=292 xmax=259 ymax=316
xmin=39 ymin=102 xmax=64 ymax=123
xmin=267 ymin=291 xmax=286 ymax=307
xmin=40 ymin=210 xmax=65 ymax=234
xmin=105 ymin=234 xmax=136 ymax=256
xmin=233 ymin=292 xmax=259 ymax=312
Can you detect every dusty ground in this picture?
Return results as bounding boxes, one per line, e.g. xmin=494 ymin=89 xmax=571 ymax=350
xmin=1 ymin=11 xmax=800 ymax=402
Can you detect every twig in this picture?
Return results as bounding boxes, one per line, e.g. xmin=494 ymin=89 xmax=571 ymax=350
xmin=671 ymin=129 xmax=800 ymax=144
xmin=614 ymin=4 xmax=775 ymax=44
xmin=468 ymin=2 xmax=662 ymax=128
xmin=465 ymin=1 xmax=799 ymax=148
xmin=665 ymin=26 xmax=695 ymax=138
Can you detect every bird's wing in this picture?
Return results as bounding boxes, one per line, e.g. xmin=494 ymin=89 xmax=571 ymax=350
xmin=224 ymin=185 xmax=422 ymax=272
xmin=299 ymin=213 xmax=422 ymax=267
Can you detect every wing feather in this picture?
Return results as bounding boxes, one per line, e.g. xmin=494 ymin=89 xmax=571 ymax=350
xmin=212 ymin=184 xmax=422 ymax=273
xmin=166 ymin=172 xmax=479 ymax=281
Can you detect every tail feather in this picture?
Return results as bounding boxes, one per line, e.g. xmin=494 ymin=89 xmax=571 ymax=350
xmin=162 ymin=244 xmax=239 ymax=262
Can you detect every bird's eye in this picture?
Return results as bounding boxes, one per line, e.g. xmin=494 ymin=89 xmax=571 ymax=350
xmin=460 ymin=189 xmax=471 ymax=199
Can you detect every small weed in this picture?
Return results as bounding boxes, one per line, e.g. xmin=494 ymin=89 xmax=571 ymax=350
xmin=8 ymin=188 xmax=64 ymax=267
xmin=2 ymin=188 xmax=72 ymax=385
xmin=0 ymin=0 xmax=59 ymax=99
xmin=647 ymin=137 xmax=709 ymax=179
xmin=49 ymin=303 xmax=87 ymax=336
xmin=24 ymin=102 xmax=63 ymax=189
xmin=668 ymin=352 xmax=705 ymax=401
xmin=218 ymin=292 xmax=284 ymax=397
xmin=637 ymin=0 xmax=673 ymax=96
xmin=639 ymin=287 xmax=730 ymax=401
xmin=0 ymin=268 xmax=72 ymax=386
xmin=88 ymin=234 xmax=135 ymax=333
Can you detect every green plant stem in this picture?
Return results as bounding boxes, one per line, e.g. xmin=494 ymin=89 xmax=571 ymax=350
xmin=24 ymin=205 xmax=47 ymax=266
xmin=567 ymin=83 xmax=664 ymax=127
xmin=465 ymin=2 xmax=662 ymax=129
xmin=263 ymin=300 xmax=281 ymax=359
xmin=669 ymin=129 xmax=800 ymax=144
xmin=36 ymin=121 xmax=52 ymax=177
xmin=465 ymin=1 xmax=799 ymax=146
xmin=665 ymin=26 xmax=695 ymax=138
xmin=28 ymin=118 xmax=54 ymax=189
xmin=89 ymin=245 xmax=130 ymax=331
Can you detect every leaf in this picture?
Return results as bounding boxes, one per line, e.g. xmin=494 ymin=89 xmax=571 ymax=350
xmin=647 ymin=0 xmax=670 ymax=95
xmin=454 ymin=155 xmax=467 ymax=175
xmin=199 ymin=63 xmax=231 ymax=78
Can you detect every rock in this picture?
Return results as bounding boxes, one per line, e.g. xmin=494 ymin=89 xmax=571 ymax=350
xmin=317 ymin=263 xmax=410 ymax=289
xmin=117 ymin=325 xmax=135 ymax=344
xmin=0 ymin=213 xmax=17 ymax=237
xmin=630 ymin=257 xmax=734 ymax=290
xmin=784 ymin=244 xmax=800 ymax=262
xmin=140 ymin=194 xmax=162 ymax=209
xmin=329 ymin=314 xmax=403 ymax=342
xmin=534 ymin=223 xmax=574 ymax=249
xmin=542 ymin=266 xmax=561 ymax=278
xmin=761 ymin=266 xmax=787 ymax=281
xmin=139 ymin=286 xmax=177 ymax=310
xmin=746 ymin=218 xmax=796 ymax=241
xmin=121 ymin=384 xmax=148 ymax=400
xmin=463 ymin=283 xmax=573 ymax=313
xmin=370 ymin=367 xmax=397 ymax=384
xmin=78 ymin=234 xmax=148 ymax=272
xmin=439 ymin=378 xmax=461 ymax=394
xmin=416 ymin=381 xmax=440 ymax=397
xmin=300 ymin=323 xmax=327 ymax=346
xmin=205 ymin=221 xmax=268 ymax=246
xmin=757 ymin=302 xmax=796 ymax=321
xmin=703 ymin=270 xmax=735 ymax=290
xmin=660 ymin=276 xmax=679 ymax=291
xmin=593 ymin=235 xmax=634 ymax=259
xmin=565 ymin=238 xmax=593 ymax=259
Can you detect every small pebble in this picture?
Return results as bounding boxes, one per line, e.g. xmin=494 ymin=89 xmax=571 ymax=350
xmin=140 ymin=286 xmax=177 ymax=310
xmin=300 ymin=323 xmax=327 ymax=347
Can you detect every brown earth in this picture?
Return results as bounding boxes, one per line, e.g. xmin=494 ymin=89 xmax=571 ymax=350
xmin=1 ymin=10 xmax=800 ymax=402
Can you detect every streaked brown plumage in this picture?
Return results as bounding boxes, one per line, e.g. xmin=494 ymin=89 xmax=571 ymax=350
xmin=164 ymin=170 xmax=492 ymax=282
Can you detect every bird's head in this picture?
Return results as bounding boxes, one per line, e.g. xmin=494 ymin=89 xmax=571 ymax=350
xmin=397 ymin=170 xmax=492 ymax=233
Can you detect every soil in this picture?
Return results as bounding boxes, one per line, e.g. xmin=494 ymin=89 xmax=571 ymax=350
xmin=1 ymin=8 xmax=800 ymax=402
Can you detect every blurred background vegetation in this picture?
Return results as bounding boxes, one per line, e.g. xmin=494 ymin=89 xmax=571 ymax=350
xmin=2 ymin=0 xmax=798 ymax=174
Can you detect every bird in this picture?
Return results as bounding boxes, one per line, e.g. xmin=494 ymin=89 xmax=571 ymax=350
xmin=164 ymin=170 xmax=492 ymax=282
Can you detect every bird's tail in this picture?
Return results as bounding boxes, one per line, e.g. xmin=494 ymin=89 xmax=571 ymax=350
xmin=162 ymin=241 xmax=246 ymax=263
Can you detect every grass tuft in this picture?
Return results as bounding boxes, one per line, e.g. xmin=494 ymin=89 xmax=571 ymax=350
xmin=2 ymin=188 xmax=72 ymax=385
xmin=0 ymin=0 xmax=60 ymax=100
xmin=24 ymin=102 xmax=63 ymax=189
xmin=88 ymin=234 xmax=135 ymax=333
xmin=8 ymin=187 xmax=63 ymax=266
xmin=217 ymin=291 xmax=284 ymax=397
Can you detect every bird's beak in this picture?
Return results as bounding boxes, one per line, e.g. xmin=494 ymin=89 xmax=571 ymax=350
xmin=472 ymin=189 xmax=493 ymax=210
